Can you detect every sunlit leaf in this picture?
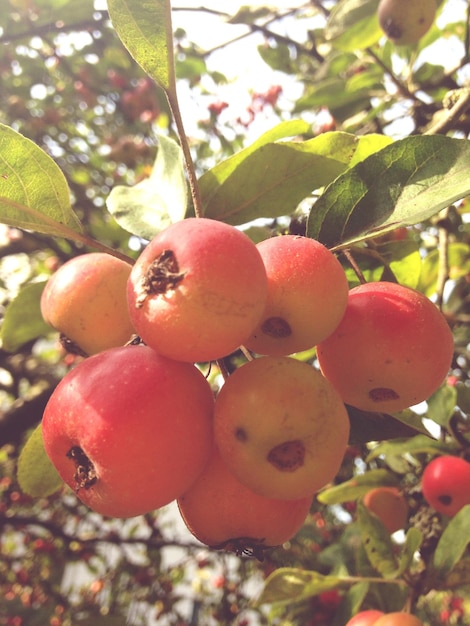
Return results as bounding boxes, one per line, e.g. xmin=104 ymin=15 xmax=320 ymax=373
xmin=201 ymin=131 xmax=391 ymax=225
xmin=357 ymin=502 xmax=398 ymax=577
xmin=396 ymin=528 xmax=423 ymax=576
xmin=433 ymin=505 xmax=470 ymax=577
xmin=308 ymin=135 xmax=470 ymax=248
xmin=366 ymin=434 xmax=456 ymax=464
xmin=419 ymin=242 xmax=470 ymax=296
xmin=0 ymin=124 xmax=82 ymax=236
xmin=326 ymin=0 xmax=382 ymax=51
xmin=107 ymin=133 xmax=187 ymax=240
xmin=1 ymin=281 xmax=50 ymax=352
xmin=17 ymin=423 xmax=63 ymax=498
xmin=317 ymin=469 xmax=399 ymax=505
xmin=107 ymin=0 xmax=174 ymax=92
xmin=255 ymin=567 xmax=344 ymax=606
xmin=426 ymin=383 xmax=458 ymax=427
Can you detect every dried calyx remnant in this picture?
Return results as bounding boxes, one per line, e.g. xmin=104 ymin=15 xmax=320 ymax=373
xmin=212 ymin=537 xmax=271 ymax=561
xmin=369 ymin=387 xmax=400 ymax=402
xmin=261 ymin=316 xmax=292 ymax=338
xmin=59 ymin=334 xmax=88 ymax=357
xmin=66 ymin=446 xmax=97 ymax=491
xmin=135 ymin=249 xmax=186 ymax=308
xmin=267 ymin=439 xmax=305 ymax=472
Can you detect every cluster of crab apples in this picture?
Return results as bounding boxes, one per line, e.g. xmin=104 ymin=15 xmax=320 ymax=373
xmin=40 ymin=217 xmax=454 ymax=554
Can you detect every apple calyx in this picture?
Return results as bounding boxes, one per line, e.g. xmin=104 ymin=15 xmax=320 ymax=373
xmin=267 ymin=440 xmax=305 ymax=472
xmin=66 ymin=446 xmax=98 ymax=491
xmin=261 ymin=316 xmax=292 ymax=338
xmin=135 ymin=249 xmax=186 ymax=307
xmin=212 ymin=537 xmax=270 ymax=561
xmin=369 ymin=387 xmax=400 ymax=402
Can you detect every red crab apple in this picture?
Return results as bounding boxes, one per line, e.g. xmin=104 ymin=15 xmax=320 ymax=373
xmin=177 ymin=445 xmax=312 ymax=557
xmin=317 ymin=281 xmax=454 ymax=413
xmin=345 ymin=611 xmax=385 ymax=626
xmin=363 ymin=486 xmax=408 ymax=534
xmin=127 ymin=218 xmax=268 ymax=363
xmin=42 ymin=345 xmax=214 ymax=517
xmin=422 ymin=455 xmax=470 ymax=517
xmin=41 ymin=252 xmax=135 ymax=356
xmin=214 ymin=356 xmax=350 ymax=500
xmin=244 ymin=235 xmax=348 ymax=356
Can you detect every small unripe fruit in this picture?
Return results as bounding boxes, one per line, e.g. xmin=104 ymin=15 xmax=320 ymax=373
xmin=214 ymin=356 xmax=350 ymax=500
xmin=245 ymin=235 xmax=348 ymax=356
xmin=378 ymin=0 xmax=437 ymax=46
xmin=317 ymin=281 xmax=454 ymax=413
xmin=127 ymin=218 xmax=268 ymax=362
xmin=422 ymin=455 xmax=470 ymax=517
xmin=41 ymin=252 xmax=135 ymax=356
xmin=42 ymin=345 xmax=214 ymax=517
xmin=363 ymin=486 xmax=408 ymax=533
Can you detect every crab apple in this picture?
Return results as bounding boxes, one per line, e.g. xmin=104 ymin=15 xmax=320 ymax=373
xmin=127 ymin=218 xmax=268 ymax=363
xmin=378 ymin=0 xmax=436 ymax=46
xmin=345 ymin=611 xmax=385 ymax=626
xmin=244 ymin=235 xmax=348 ymax=356
xmin=374 ymin=613 xmax=424 ymax=626
xmin=422 ymin=455 xmax=470 ymax=517
xmin=41 ymin=252 xmax=135 ymax=356
xmin=177 ymin=446 xmax=312 ymax=557
xmin=214 ymin=356 xmax=350 ymax=500
xmin=317 ymin=281 xmax=454 ymax=413
xmin=42 ymin=345 xmax=214 ymax=518
xmin=362 ymin=486 xmax=408 ymax=534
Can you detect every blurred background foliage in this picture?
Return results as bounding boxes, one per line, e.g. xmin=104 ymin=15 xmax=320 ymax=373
xmin=2 ymin=0 xmax=470 ymax=624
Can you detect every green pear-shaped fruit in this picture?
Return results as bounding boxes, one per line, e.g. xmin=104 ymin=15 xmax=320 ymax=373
xmin=378 ymin=0 xmax=437 ymax=45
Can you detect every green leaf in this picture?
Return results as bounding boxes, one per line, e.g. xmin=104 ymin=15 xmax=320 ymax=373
xmin=325 ymin=0 xmax=382 ymax=51
xmin=433 ymin=505 xmax=470 ymax=577
xmin=376 ymin=239 xmax=422 ymax=289
xmin=0 ymin=124 xmax=82 ymax=236
xmin=200 ymin=119 xmax=312 ymax=201
xmin=419 ymin=242 xmax=470 ymax=296
xmin=307 ymin=135 xmax=470 ymax=248
xmin=1 ymin=281 xmax=51 ymax=352
xmin=317 ymin=469 xmax=399 ymax=505
xmin=366 ymin=435 xmax=456 ymax=465
xmin=332 ymin=582 xmax=370 ymax=626
xmin=255 ymin=567 xmax=344 ymax=607
xmin=107 ymin=133 xmax=187 ymax=240
xmin=201 ymin=131 xmax=390 ymax=225
xmin=347 ymin=405 xmax=429 ymax=445
xmin=17 ymin=423 xmax=63 ymax=498
xmin=357 ymin=502 xmax=398 ymax=578
xmin=426 ymin=383 xmax=458 ymax=427
xmin=107 ymin=0 xmax=174 ymax=92
xmin=396 ymin=528 xmax=423 ymax=576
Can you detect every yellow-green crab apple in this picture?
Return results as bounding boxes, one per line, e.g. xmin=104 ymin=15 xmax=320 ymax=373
xmin=214 ymin=356 xmax=350 ymax=500
xmin=40 ymin=252 xmax=135 ymax=356
xmin=317 ymin=281 xmax=454 ymax=413
xmin=42 ymin=345 xmax=214 ymax=517
xmin=245 ymin=235 xmax=348 ymax=356
xmin=127 ymin=218 xmax=268 ymax=363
